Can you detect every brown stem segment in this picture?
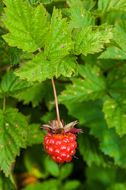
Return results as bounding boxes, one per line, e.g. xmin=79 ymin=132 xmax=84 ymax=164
xmin=51 ymin=78 xmax=61 ymax=127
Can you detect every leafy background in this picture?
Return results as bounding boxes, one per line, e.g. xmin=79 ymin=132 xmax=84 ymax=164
xmin=0 ymin=0 xmax=126 ymax=189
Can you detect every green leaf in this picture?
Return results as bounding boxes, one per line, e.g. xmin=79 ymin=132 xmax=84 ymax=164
xmin=69 ymin=6 xmax=95 ymax=28
xmin=98 ymin=0 xmax=126 ymax=11
xmin=73 ymin=26 xmax=113 ymax=56
xmin=107 ymin=183 xmax=126 ymax=190
xmin=14 ymin=83 xmax=45 ymax=107
xmin=0 ymin=108 xmax=28 ymax=176
xmin=44 ymin=156 xmax=60 ymax=177
xmin=59 ymin=163 xmax=73 ymax=180
xmin=67 ymin=0 xmax=96 ymax=10
xmin=0 ymin=173 xmax=15 ymax=190
xmin=89 ymin=109 xmax=126 ymax=168
xmin=15 ymin=53 xmax=77 ymax=82
xmin=59 ymin=65 xmax=106 ymax=103
xmin=106 ymin=64 xmax=126 ymax=94
xmin=0 ymin=71 xmax=29 ymax=98
xmin=79 ymin=134 xmax=108 ymax=166
xmin=64 ymin=180 xmax=81 ymax=190
xmin=114 ymin=21 xmax=126 ymax=52
xmin=65 ymin=100 xmax=104 ymax=125
xmin=44 ymin=7 xmax=72 ymax=60
xmin=3 ymin=0 xmax=48 ymax=52
xmin=99 ymin=46 xmax=126 ymax=60
xmin=22 ymin=180 xmax=61 ymax=190
xmin=27 ymin=124 xmax=44 ymax=146
xmin=103 ymin=97 xmax=126 ymax=136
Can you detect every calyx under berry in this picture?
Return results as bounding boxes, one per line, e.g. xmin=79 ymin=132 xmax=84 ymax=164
xmin=42 ymin=119 xmax=82 ymax=134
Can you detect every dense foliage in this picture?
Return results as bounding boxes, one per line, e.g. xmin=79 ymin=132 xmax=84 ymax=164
xmin=0 ymin=0 xmax=126 ymax=189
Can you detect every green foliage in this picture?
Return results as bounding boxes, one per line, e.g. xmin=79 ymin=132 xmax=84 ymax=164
xmin=79 ymin=134 xmax=108 ymax=166
xmin=1 ymin=0 xmax=126 ymax=189
xmin=69 ymin=6 xmax=95 ymax=28
xmin=72 ymin=25 xmax=113 ymax=56
xmin=59 ymin=65 xmax=106 ymax=103
xmin=98 ymin=0 xmax=126 ymax=11
xmin=103 ymin=97 xmax=126 ymax=136
xmin=0 ymin=108 xmax=28 ymax=176
xmin=3 ymin=0 xmax=48 ymax=52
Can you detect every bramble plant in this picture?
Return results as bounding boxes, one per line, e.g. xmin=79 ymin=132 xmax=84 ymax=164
xmin=1 ymin=0 xmax=126 ymax=189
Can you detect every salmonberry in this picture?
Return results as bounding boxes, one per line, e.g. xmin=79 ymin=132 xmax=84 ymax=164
xmin=44 ymin=133 xmax=77 ymax=163
xmin=42 ymin=119 xmax=82 ymax=163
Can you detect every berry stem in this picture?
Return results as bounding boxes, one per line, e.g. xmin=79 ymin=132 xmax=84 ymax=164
xmin=51 ymin=78 xmax=61 ymax=127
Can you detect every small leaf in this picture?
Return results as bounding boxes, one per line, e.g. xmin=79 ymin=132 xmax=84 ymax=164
xmin=44 ymin=156 xmax=60 ymax=177
xmin=59 ymin=163 xmax=73 ymax=180
xmin=64 ymin=180 xmax=81 ymax=190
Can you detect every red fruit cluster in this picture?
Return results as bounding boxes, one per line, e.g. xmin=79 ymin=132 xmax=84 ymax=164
xmin=44 ymin=133 xmax=77 ymax=163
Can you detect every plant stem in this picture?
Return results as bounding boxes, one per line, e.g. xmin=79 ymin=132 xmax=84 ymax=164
xmin=3 ymin=97 xmax=6 ymax=111
xmin=51 ymin=78 xmax=61 ymax=127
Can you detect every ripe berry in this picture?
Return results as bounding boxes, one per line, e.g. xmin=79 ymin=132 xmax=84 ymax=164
xmin=42 ymin=119 xmax=82 ymax=163
xmin=44 ymin=133 xmax=77 ymax=163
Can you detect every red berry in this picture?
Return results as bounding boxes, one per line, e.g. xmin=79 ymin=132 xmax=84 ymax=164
xmin=44 ymin=133 xmax=77 ymax=163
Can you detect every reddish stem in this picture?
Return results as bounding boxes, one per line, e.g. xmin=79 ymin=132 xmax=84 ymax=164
xmin=51 ymin=78 xmax=61 ymax=127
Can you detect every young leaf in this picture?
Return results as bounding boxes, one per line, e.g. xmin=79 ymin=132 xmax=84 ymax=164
xmin=103 ymin=97 xmax=126 ymax=136
xmin=15 ymin=53 xmax=77 ymax=82
xmin=98 ymin=0 xmax=126 ymax=11
xmin=69 ymin=6 xmax=95 ymax=28
xmin=3 ymin=0 xmax=48 ymax=52
xmin=59 ymin=65 xmax=106 ymax=103
xmin=99 ymin=46 xmax=126 ymax=60
xmin=0 ymin=108 xmax=28 ymax=176
xmin=73 ymin=26 xmax=113 ymax=56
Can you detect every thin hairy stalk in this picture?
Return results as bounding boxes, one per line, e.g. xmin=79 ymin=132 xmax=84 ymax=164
xmin=51 ymin=78 xmax=61 ymax=127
